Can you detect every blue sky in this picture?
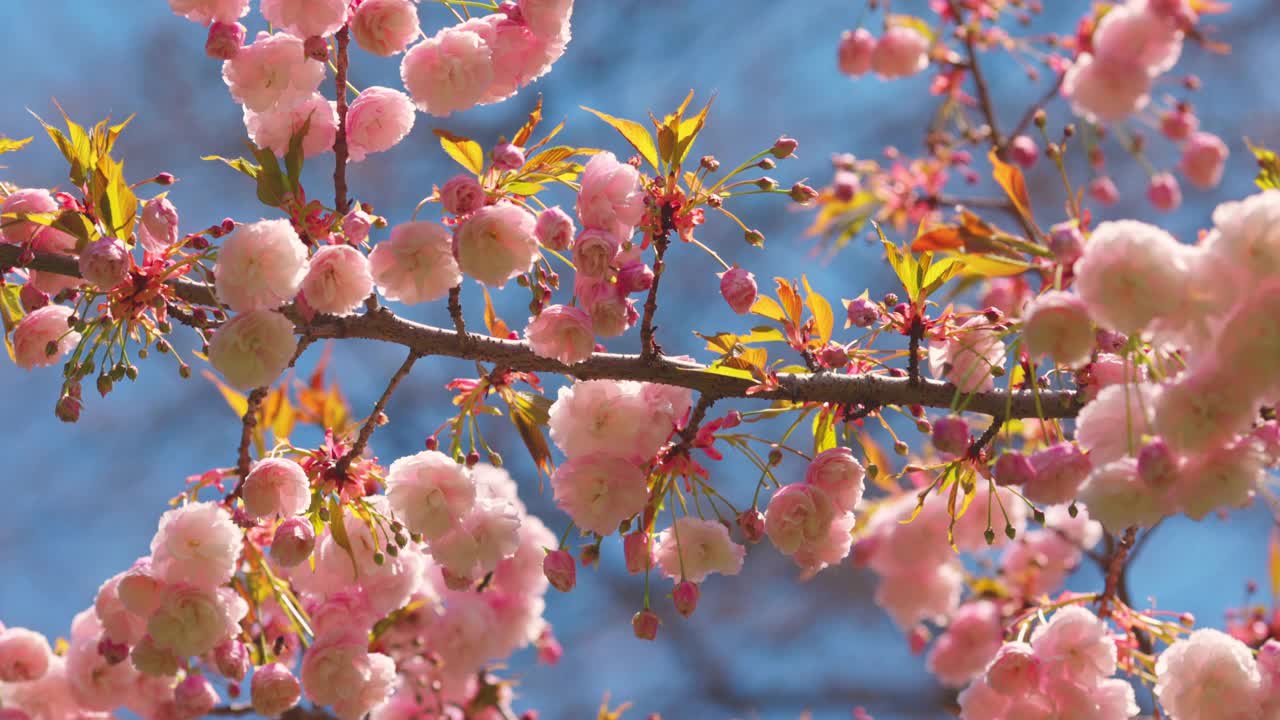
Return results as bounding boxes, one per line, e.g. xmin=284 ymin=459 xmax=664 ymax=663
xmin=1 ymin=2 xmax=1279 ymax=718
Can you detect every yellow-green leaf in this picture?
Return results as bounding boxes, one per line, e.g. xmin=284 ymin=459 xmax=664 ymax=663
xmin=750 ymin=296 xmax=787 ymax=323
xmin=434 ymin=128 xmax=485 ymax=175
xmin=581 ymin=106 xmax=659 ymax=170
xmin=949 ymin=252 xmax=1034 ymax=278
xmin=0 ymin=137 xmax=32 ymax=156
xmin=201 ymin=370 xmax=249 ymax=417
xmin=329 ymin=497 xmax=360 ymax=578
xmin=512 ymin=95 xmax=544 ymax=147
xmin=802 ymin=276 xmax=834 ymax=345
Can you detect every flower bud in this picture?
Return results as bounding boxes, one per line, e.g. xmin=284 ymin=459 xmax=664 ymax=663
xmin=837 ymin=28 xmax=875 ymax=77
xmin=1137 ymin=438 xmax=1176 ymax=488
xmin=994 ymin=451 xmax=1036 ymax=487
xmin=631 ymin=609 xmax=660 ymax=641
xmin=1147 ymin=172 xmax=1182 ymax=212
xmin=1089 ymin=176 xmax=1119 ymax=206
xmin=251 ymin=663 xmax=301 ymax=717
xmin=616 ymin=262 xmax=655 ymax=294
xmin=719 ymin=267 xmax=757 ymax=314
xmin=736 ymin=508 xmax=765 ymax=543
xmin=1160 ymin=108 xmax=1198 ymax=141
xmin=743 ymin=229 xmax=765 ymax=246
xmin=211 ymin=639 xmax=251 ymax=681
xmin=270 ymin=517 xmax=316 ymax=568
xmin=931 ymin=416 xmax=970 ymax=456
xmin=833 ymin=170 xmax=860 ymax=202
xmin=845 ymin=297 xmax=879 ymax=328
xmin=535 ymin=206 xmax=575 ymax=251
xmin=19 ymin=284 xmax=48 ymax=313
xmin=543 ymin=549 xmax=576 ymax=592
xmin=623 ymin=531 xmax=652 ymax=574
xmin=1010 ymin=135 xmax=1039 ymax=168
xmin=440 ymin=174 xmax=486 ymax=217
xmin=492 ymin=142 xmax=526 ymax=171
xmin=55 ymin=387 xmax=82 ymax=423
xmin=205 ymin=21 xmax=246 ymax=60
xmin=672 ymin=581 xmax=700 ymax=617
xmin=303 ymin=35 xmax=329 ymax=61
xmin=789 ymin=182 xmax=819 ymax=204
xmin=1179 ymin=132 xmax=1229 ymax=189
xmin=987 ymin=643 xmax=1042 ymax=695
xmin=174 ymin=673 xmax=219 ymax=718
xmin=819 ymin=343 xmax=849 ymax=368
xmin=1047 ymin=221 xmax=1084 ymax=266
xmin=79 ymin=238 xmax=130 ymax=290
xmin=771 ymin=136 xmax=799 ymax=159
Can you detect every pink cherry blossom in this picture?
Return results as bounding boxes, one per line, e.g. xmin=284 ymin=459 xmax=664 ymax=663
xmin=260 ymin=0 xmax=347 ymax=40
xmin=577 ymin=275 xmax=638 ymax=337
xmin=1077 ymin=458 xmax=1168 ymax=532
xmin=1075 ymin=383 xmax=1157 ymax=464
xmin=352 ymin=0 xmax=421 ymax=56
xmin=576 ymin=151 xmax=644 ymax=238
xmin=0 ymin=628 xmax=52 ymax=683
xmin=519 ymin=0 xmax=574 ymax=41
xmin=453 ymin=202 xmax=539 ymax=287
xmin=149 ymin=502 xmax=241 ymax=589
xmin=244 ymin=92 xmax=338 ymax=158
xmin=214 ymin=219 xmax=307 ymax=312
xmin=535 ymin=206 xmax=575 ymax=250
xmin=301 ymin=244 xmax=374 ymax=316
xmin=206 ymin=20 xmax=246 ymax=60
xmin=838 ymin=28 xmax=875 ymax=77
xmin=1180 ymin=131 xmax=1229 ymax=189
xmin=871 ymin=26 xmax=929 ymax=79
xmin=571 ymin=228 xmax=620 ymax=278
xmin=385 ymin=450 xmax=475 ymax=540
xmin=207 ymin=309 xmax=297 ymax=391
xmin=347 ymin=87 xmax=416 ymax=163
xmin=147 ymin=585 xmax=247 ymax=657
xmin=1029 ymin=606 xmax=1116 ymax=686
xmin=222 ymin=32 xmax=325 ymax=113
xmin=653 ymin=517 xmax=745 ymax=582
xmin=985 ymin=642 xmax=1042 ymax=696
xmin=804 ymin=447 xmax=865 ymax=513
xmin=765 ymin=483 xmax=837 ymax=555
xmin=874 ymin=563 xmax=963 ymax=630
xmin=1024 ymin=442 xmax=1091 ymax=505
xmin=928 ymin=318 xmax=1006 ymax=393
xmin=550 ymin=455 xmax=648 ymax=535
xmin=1173 ymin=441 xmax=1265 ymax=520
xmin=242 ymin=457 xmax=311 ymax=519
xmin=1153 ymin=364 xmax=1258 ymax=453
xmin=1063 ymin=53 xmax=1152 ymax=124
xmin=401 ymin=27 xmax=494 ymax=117
xmin=1021 ymin=291 xmax=1094 ymax=367
xmin=167 ymin=0 xmax=248 ymax=25
xmin=137 ymin=197 xmax=180 ymax=255
xmin=926 ymin=601 xmax=1003 ymax=688
xmin=173 ymin=674 xmax=219 ymax=718
xmin=369 ymin=220 xmax=462 ymax=304
xmin=12 ymin=304 xmax=80 ymax=370
xmin=525 ymin=304 xmax=594 ymax=365
xmin=0 ymin=188 xmax=58 ymax=245
xmin=301 ymin=632 xmax=397 ymax=720
xmin=1155 ymin=628 xmax=1262 ymax=720
xmin=1149 ymin=172 xmax=1183 ymax=211
xmin=252 ymin=662 xmax=302 ymax=717
xmin=271 ymin=516 xmax=316 ymax=567
xmin=548 ymin=380 xmax=672 ymax=461
xmin=1073 ymin=219 xmax=1188 ymax=334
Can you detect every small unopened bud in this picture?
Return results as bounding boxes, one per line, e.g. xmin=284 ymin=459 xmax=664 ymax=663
xmin=1147 ymin=172 xmax=1182 ymax=212
xmin=845 ymin=297 xmax=879 ymax=328
xmin=304 ymin=35 xmax=329 ymax=61
xmin=700 ymin=155 xmax=720 ymax=172
xmin=631 ymin=609 xmax=660 ymax=641
xmin=737 ymin=508 xmax=766 ymax=543
xmin=893 ymin=440 xmax=909 ymax=456
xmin=931 ymin=416 xmax=970 ymax=456
xmin=492 ymin=142 xmax=526 ymax=171
xmin=743 ymin=229 xmax=765 ymax=246
xmin=721 ymin=410 xmax=742 ymax=429
xmin=617 ymin=262 xmax=655 ymax=294
xmin=1048 ymin=221 xmax=1084 ymax=265
xmin=212 ymin=640 xmax=251 ymax=681
xmin=1089 ymin=176 xmax=1120 ymax=206
xmin=754 ymin=176 xmax=778 ymax=190
xmin=543 ymin=549 xmax=576 ymax=592
xmin=789 ymin=182 xmax=819 ymax=204
xmin=719 ymin=267 xmax=757 ymax=314
xmin=174 ymin=674 xmax=219 ymax=718
xmin=672 ymin=580 xmax=700 ymax=617
xmin=994 ymin=452 xmax=1036 ymax=487
xmin=757 ymin=158 xmax=776 ymax=171
xmin=205 ymin=21 xmax=246 ymax=60
xmin=819 ymin=343 xmax=849 ymax=368
xmin=623 ymin=532 xmax=651 ymax=573
xmin=767 ymin=448 xmax=783 ymax=466
xmin=19 ymin=284 xmax=48 ymax=313
xmin=882 ymin=292 xmax=899 ymax=307
xmin=1137 ymin=438 xmax=1175 ymax=488
xmin=833 ymin=170 xmax=860 ymax=202
xmin=1010 ymin=135 xmax=1039 ymax=169
xmin=770 ymin=136 xmax=799 ymax=159
xmin=271 ymin=517 xmax=315 ymax=567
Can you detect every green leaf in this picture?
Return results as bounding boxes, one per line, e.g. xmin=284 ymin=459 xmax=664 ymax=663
xmin=1247 ymin=138 xmax=1280 ymax=191
xmin=251 ymin=144 xmax=287 ymax=208
xmin=284 ymin=114 xmax=313 ymax=192
xmin=674 ymin=95 xmax=714 ymax=165
xmin=202 ymin=154 xmax=262 ymax=180
xmin=0 ymin=136 xmax=32 ymax=156
xmin=702 ymin=362 xmax=756 ymax=381
xmin=328 ymin=497 xmax=360 ymax=578
xmin=581 ymin=106 xmax=659 ymax=170
xmin=433 ymin=128 xmax=485 ymax=176
xmin=0 ymin=283 xmax=23 ymax=363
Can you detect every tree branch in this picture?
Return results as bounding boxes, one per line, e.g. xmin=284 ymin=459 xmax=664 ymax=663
xmin=332 ymin=26 xmax=352 ymax=215
xmin=0 ymin=245 xmax=1083 ymax=420
xmin=335 ymin=348 xmax=419 ymax=475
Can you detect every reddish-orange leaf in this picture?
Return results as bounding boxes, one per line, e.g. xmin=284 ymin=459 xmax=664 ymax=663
xmin=512 ymin=95 xmax=543 ymax=147
xmin=911 ymin=225 xmax=965 ymax=252
xmin=989 ymin=148 xmax=1032 ymax=222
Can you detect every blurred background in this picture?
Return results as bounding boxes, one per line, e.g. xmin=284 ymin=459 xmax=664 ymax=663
xmin=2 ymin=1 xmax=1279 ymax=718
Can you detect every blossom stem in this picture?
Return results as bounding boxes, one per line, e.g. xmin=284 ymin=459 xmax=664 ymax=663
xmin=333 ymin=25 xmax=352 ymax=215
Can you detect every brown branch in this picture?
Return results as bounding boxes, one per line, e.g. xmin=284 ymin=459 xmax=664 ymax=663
xmin=0 ymin=246 xmax=1083 ymax=419
xmin=639 ymin=206 xmax=674 ymax=361
xmin=907 ymin=314 xmax=924 ymax=386
xmin=448 ymin=284 xmax=468 ymax=337
xmin=334 ymin=348 xmax=420 ymax=475
xmin=1097 ymin=526 xmax=1137 ymax=620
xmin=231 ymin=387 xmax=269 ymax=497
xmin=1008 ymin=72 xmax=1066 ymax=144
xmin=966 ymin=415 xmax=1004 ymax=459
xmin=949 ymin=2 xmax=1004 ymax=152
xmin=332 ymin=26 xmax=352 ymax=215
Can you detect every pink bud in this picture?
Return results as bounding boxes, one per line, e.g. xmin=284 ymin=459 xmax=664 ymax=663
xmin=1160 ymin=109 xmax=1198 ymax=141
xmin=631 ymin=609 xmax=660 ymax=641
xmin=155 ymin=172 xmax=176 ymax=186
xmin=771 ymin=136 xmax=799 ymax=159
xmin=18 ymin=284 xmax=48 ymax=313
xmin=907 ymin=625 xmax=930 ymax=654
xmin=492 ymin=142 xmax=526 ymax=171
xmin=270 ymin=517 xmax=315 ymax=568
xmin=623 ymin=531 xmax=652 ymax=574
xmin=543 ymin=549 xmax=576 ymax=592
xmin=1010 ymin=135 xmax=1039 ymax=168
xmin=1179 ymin=131 xmax=1229 ymax=189
xmin=1095 ymin=328 xmax=1127 ymax=353
xmin=303 ymin=35 xmax=329 ymax=61
xmin=846 ymin=297 xmax=879 ymax=327
xmin=205 ymin=22 xmax=246 ymax=60
xmin=818 ymin=343 xmax=849 ymax=368
xmin=931 ymin=416 xmax=970 ymax=456
xmin=736 ymin=508 xmax=766 ymax=543
xmin=211 ymin=640 xmax=250 ymax=681
xmin=535 ymin=628 xmax=563 ymax=665
xmin=1048 ymin=221 xmax=1084 ymax=265
xmin=721 ymin=411 xmax=742 ymax=429
xmin=440 ymin=174 xmax=486 ymax=217
xmin=833 ymin=170 xmax=860 ymax=202
xmin=987 ymin=643 xmax=1042 ymax=695
xmin=342 ymin=208 xmax=375 ymax=244
xmin=1147 ymin=172 xmax=1182 ymax=211
xmin=994 ymin=451 xmax=1036 ymax=487
xmin=719 ymin=267 xmax=757 ymax=314
xmin=672 ymin=581 xmax=700 ymax=617
xmin=174 ymin=673 xmax=219 ymax=718
xmin=79 ymin=238 xmax=130 ymax=290
xmin=616 ymin=262 xmax=655 ymax=294
xmin=871 ymin=26 xmax=929 ymax=79
xmin=251 ymin=663 xmax=301 ymax=717
xmin=1089 ymin=176 xmax=1119 ymax=206
xmin=535 ymin=206 xmax=575 ymax=251
xmin=838 ymin=28 xmax=875 ymax=77
xmin=1137 ymin=438 xmax=1175 ymax=488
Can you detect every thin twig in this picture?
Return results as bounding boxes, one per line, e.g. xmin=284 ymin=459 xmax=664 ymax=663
xmin=966 ymin=415 xmax=1004 ymax=459
xmin=334 ymin=349 xmax=420 ymax=475
xmin=232 ymin=387 xmax=270 ymax=497
xmin=907 ymin=314 xmax=924 ymax=386
xmin=332 ymin=26 xmax=352 ymax=215
xmin=1008 ymin=72 xmax=1066 ymax=144
xmin=1097 ymin=526 xmax=1137 ymax=620
xmin=448 ymin=285 xmax=468 ymax=337
xmin=640 ymin=205 xmax=675 ymax=361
